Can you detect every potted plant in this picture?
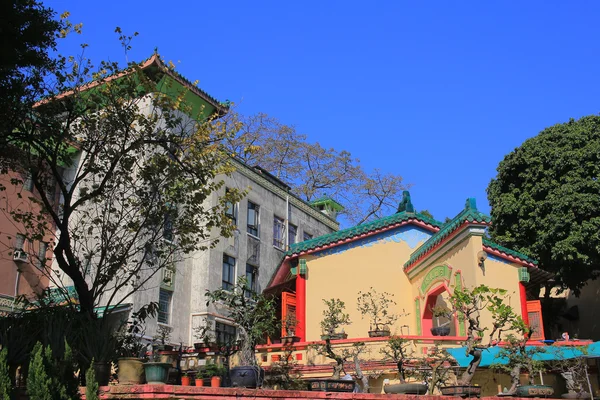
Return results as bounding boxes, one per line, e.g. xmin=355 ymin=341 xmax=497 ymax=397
xmin=309 ymin=298 xmax=355 ymax=392
xmin=281 ymin=314 xmax=300 ymax=344
xmin=116 ymin=304 xmax=156 ymax=384
xmin=320 ymin=298 xmax=351 ymax=341
xmin=205 ymin=276 xmax=278 ymax=388
xmin=74 ymin=315 xmax=119 ymax=386
xmin=192 ymin=320 xmax=215 ymax=351
xmin=442 ymin=285 xmax=519 ymax=397
xmin=550 ymin=347 xmax=592 ymax=399
xmin=380 ymin=336 xmax=428 ymax=394
xmin=203 ymin=363 xmax=227 ymax=387
xmin=357 ymin=287 xmax=397 ymax=337
xmin=430 ymin=305 xmax=452 ymax=336
xmin=194 ymin=366 xmax=206 ymax=387
xmin=143 ymin=349 xmax=172 ymax=384
xmin=181 ymin=371 xmax=191 ymax=386
xmin=152 ymin=325 xmax=173 ymax=352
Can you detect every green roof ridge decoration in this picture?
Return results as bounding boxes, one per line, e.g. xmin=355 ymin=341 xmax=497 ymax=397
xmin=397 ymin=190 xmax=415 ymax=213
xmin=482 ymin=238 xmax=538 ymax=266
xmin=310 ymin=196 xmax=344 ymax=212
xmin=286 ymin=209 xmax=442 ymax=256
xmin=404 ymin=198 xmax=491 ymax=269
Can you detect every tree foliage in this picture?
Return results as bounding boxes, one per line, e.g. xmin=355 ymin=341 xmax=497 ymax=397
xmin=27 ymin=341 xmax=79 ymax=400
xmin=0 ymin=32 xmax=243 ymax=317
xmin=487 ymin=115 xmax=600 ymax=293
xmin=0 ymin=348 xmax=11 ymax=400
xmin=223 ymin=110 xmax=408 ymax=225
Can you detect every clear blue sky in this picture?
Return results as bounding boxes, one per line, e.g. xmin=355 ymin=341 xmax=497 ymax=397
xmin=45 ymin=0 xmax=600 ymax=222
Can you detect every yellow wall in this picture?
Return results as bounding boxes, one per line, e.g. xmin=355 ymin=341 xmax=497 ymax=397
xmin=305 ymin=226 xmax=429 ymax=341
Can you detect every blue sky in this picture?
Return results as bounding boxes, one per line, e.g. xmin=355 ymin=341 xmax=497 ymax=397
xmin=45 ymin=1 xmax=600 ymax=222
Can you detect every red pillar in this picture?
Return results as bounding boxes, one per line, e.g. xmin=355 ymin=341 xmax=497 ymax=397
xmin=296 ymin=273 xmax=306 ymax=342
xmin=519 ymin=282 xmax=529 ymax=325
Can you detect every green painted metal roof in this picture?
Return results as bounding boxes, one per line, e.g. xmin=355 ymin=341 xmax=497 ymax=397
xmin=404 ymin=198 xmax=491 ymax=269
xmin=482 ymin=238 xmax=538 ymax=266
xmin=310 ymin=196 xmax=345 ymax=211
xmin=286 ymin=210 xmax=442 ymax=256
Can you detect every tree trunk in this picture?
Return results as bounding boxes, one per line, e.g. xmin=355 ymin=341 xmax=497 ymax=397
xmin=457 ymin=348 xmax=482 ymax=385
xmin=506 ymin=366 xmax=521 ymax=395
xmin=353 ymin=353 xmax=368 ymax=393
xmin=332 ymin=361 xmax=344 ymax=380
xmin=397 ymin=360 xmax=407 ymax=384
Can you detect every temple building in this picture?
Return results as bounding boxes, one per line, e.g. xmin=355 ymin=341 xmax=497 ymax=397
xmin=260 ymin=192 xmax=555 ymax=393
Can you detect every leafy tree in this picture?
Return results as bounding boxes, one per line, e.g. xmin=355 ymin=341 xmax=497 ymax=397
xmin=0 ymin=0 xmax=65 ymax=139
xmin=27 ymin=341 xmax=79 ymax=400
xmin=0 ymin=348 xmax=11 ymax=400
xmin=356 ymin=287 xmax=397 ymax=332
xmin=223 ymin=110 xmax=408 ymax=225
xmin=487 ymin=115 xmax=600 ymax=293
xmin=0 ymin=32 xmax=243 ymax=318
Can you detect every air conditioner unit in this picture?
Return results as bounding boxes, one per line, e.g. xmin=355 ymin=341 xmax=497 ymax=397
xmin=13 ymin=250 xmax=28 ymax=263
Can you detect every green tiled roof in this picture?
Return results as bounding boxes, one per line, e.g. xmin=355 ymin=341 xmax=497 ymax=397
xmin=286 ymin=211 xmax=442 ymax=256
xmin=482 ymin=238 xmax=538 ymax=266
xmin=404 ymin=198 xmax=491 ymax=269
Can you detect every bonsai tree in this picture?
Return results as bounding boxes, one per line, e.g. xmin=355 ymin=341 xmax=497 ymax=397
xmin=490 ymin=319 xmax=546 ymax=395
xmin=320 ymin=298 xmax=351 ymax=340
xmin=283 ymin=314 xmax=298 ymax=337
xmin=417 ymin=344 xmax=456 ymax=394
xmin=448 ymin=285 xmax=519 ymax=386
xmin=315 ymin=298 xmax=352 ymax=379
xmin=380 ymin=336 xmax=413 ymax=384
xmin=152 ymin=325 xmax=172 ymax=350
xmin=430 ymin=305 xmax=452 ymax=330
xmin=356 ymin=287 xmax=398 ymax=335
xmin=550 ymin=348 xmax=593 ymax=398
xmin=205 ymin=276 xmax=278 ymax=367
xmin=117 ymin=304 xmax=157 ymax=359
xmin=192 ymin=318 xmax=215 ymax=348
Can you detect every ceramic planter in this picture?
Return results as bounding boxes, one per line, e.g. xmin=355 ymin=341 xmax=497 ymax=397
xmin=93 ymin=361 xmax=111 ymax=386
xmin=230 ymin=366 xmax=264 ymax=388
xmin=515 ymin=385 xmax=554 ymax=398
xmin=320 ymin=333 xmax=348 ymax=340
xmin=281 ymin=335 xmax=300 ymax=344
xmin=368 ymin=329 xmax=391 ymax=337
xmin=431 ymin=326 xmax=451 ymax=336
xmin=308 ymin=379 xmax=355 ymax=392
xmin=143 ymin=362 xmax=171 ymax=384
xmin=117 ymin=358 xmax=145 ymax=385
xmin=384 ymin=383 xmax=428 ymax=394
xmin=441 ymin=385 xmax=482 ymax=398
xmin=210 ymin=376 xmax=221 ymax=387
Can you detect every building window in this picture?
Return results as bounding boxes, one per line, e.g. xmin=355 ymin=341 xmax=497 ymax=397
xmin=225 ymin=188 xmax=237 ymax=225
xmin=215 ymin=321 xmax=237 ymax=346
xmin=163 ymin=209 xmax=175 ymax=243
xmin=15 ymin=234 xmax=25 ymax=251
xmin=303 ymin=232 xmax=313 ymax=241
xmin=245 ymin=264 xmax=257 ymax=296
xmin=247 ymin=202 xmax=260 ymax=237
xmin=158 ymin=289 xmax=172 ymax=324
xmin=288 ymin=224 xmax=297 ymax=246
xmin=222 ymin=254 xmax=236 ymax=290
xmin=23 ymin=173 xmax=34 ymax=192
xmin=36 ymin=242 xmax=48 ymax=268
xmin=273 ymin=216 xmax=285 ymax=248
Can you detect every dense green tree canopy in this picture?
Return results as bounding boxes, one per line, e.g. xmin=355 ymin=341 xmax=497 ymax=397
xmin=487 ymin=115 xmax=600 ymax=293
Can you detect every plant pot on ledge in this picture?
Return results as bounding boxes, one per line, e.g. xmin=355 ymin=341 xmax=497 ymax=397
xmin=117 ymin=357 xmax=145 ymax=384
xmin=309 ymin=379 xmax=355 ymax=392
xmin=441 ymin=385 xmax=482 ymax=398
xmin=320 ymin=333 xmax=348 ymax=341
xmin=431 ymin=326 xmax=451 ymax=336
xmin=384 ymin=383 xmax=428 ymax=394
xmin=368 ymin=329 xmax=391 ymax=338
xmin=281 ymin=335 xmax=300 ymax=344
xmin=143 ymin=362 xmax=171 ymax=384
xmin=515 ymin=385 xmax=554 ymax=398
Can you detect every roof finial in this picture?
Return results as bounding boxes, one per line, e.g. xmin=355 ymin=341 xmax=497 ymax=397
xmin=465 ymin=198 xmax=477 ymax=210
xmin=397 ymin=190 xmax=415 ymax=213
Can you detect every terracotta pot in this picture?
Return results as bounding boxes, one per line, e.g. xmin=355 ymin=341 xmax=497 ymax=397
xmin=195 ymin=378 xmax=204 ymax=387
xmin=181 ymin=375 xmax=191 ymax=386
xmin=211 ymin=376 xmax=221 ymax=387
xmin=117 ymin=358 xmax=145 ymax=385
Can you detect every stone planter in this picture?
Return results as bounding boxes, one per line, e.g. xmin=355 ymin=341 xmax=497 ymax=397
xmin=143 ymin=362 xmax=171 ymax=384
xmin=117 ymin=357 xmax=145 ymax=384
xmin=515 ymin=385 xmax=554 ymax=398
xmin=281 ymin=335 xmax=300 ymax=344
xmin=320 ymin=333 xmax=348 ymax=340
xmin=431 ymin=326 xmax=451 ymax=336
xmin=230 ymin=366 xmax=264 ymax=388
xmin=368 ymin=329 xmax=391 ymax=338
xmin=441 ymin=385 xmax=482 ymax=398
xmin=309 ymin=379 xmax=355 ymax=392
xmin=384 ymin=383 xmax=428 ymax=394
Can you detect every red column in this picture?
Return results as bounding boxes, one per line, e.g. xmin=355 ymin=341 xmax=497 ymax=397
xmin=296 ymin=273 xmax=306 ymax=342
xmin=519 ymin=282 xmax=529 ymax=325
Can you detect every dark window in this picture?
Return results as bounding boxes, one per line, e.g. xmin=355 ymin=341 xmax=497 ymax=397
xmin=288 ymin=224 xmax=297 ymax=246
xmin=273 ymin=216 xmax=285 ymax=248
xmin=23 ymin=173 xmax=33 ymax=192
xmin=163 ymin=208 xmax=175 ymax=242
xmin=158 ymin=289 xmax=172 ymax=324
xmin=225 ymin=188 xmax=237 ymax=225
xmin=36 ymin=242 xmax=48 ymax=268
xmin=215 ymin=322 xmax=237 ymax=346
xmin=303 ymin=232 xmax=313 ymax=241
xmin=222 ymin=254 xmax=236 ymax=290
xmin=247 ymin=202 xmax=259 ymax=237
xmin=245 ymin=264 xmax=257 ymax=296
